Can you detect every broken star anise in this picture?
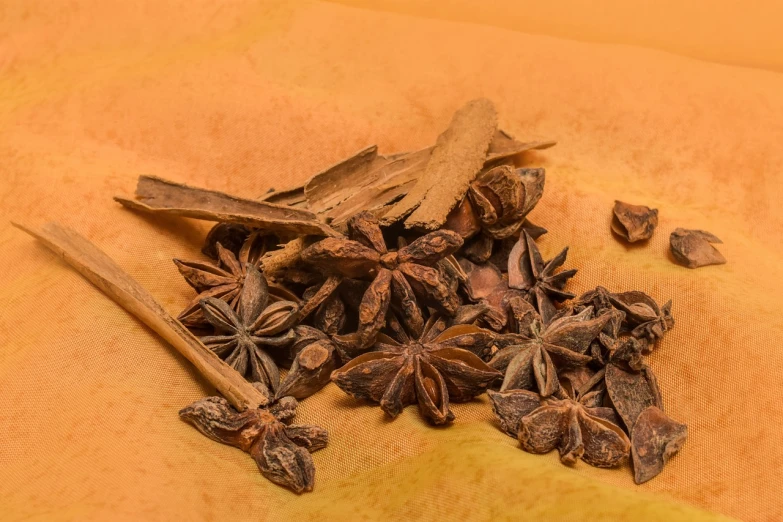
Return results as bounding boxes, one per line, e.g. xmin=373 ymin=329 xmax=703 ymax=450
xmin=445 ymin=166 xmax=545 ymax=263
xmin=669 ymin=228 xmax=726 ymax=269
xmin=330 ymin=315 xmax=500 ymax=425
xmin=179 ymin=396 xmax=327 ymax=493
xmin=301 ymin=211 xmax=463 ymax=348
xmin=508 ymin=230 xmax=577 ymax=325
xmin=199 ymin=264 xmax=298 ymax=396
xmin=489 ymin=302 xmax=608 ymax=396
xmin=488 ymin=387 xmax=630 ymax=468
xmin=611 ymin=201 xmax=658 ymax=243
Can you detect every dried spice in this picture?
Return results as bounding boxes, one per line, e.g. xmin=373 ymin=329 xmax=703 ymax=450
xmin=489 ymin=305 xmax=607 ymax=396
xmin=604 ymin=358 xmax=662 ymax=433
xmin=199 ymin=264 xmax=298 ymax=395
xmin=611 ymin=201 xmax=658 ymax=243
xmin=381 ymin=98 xmax=499 ymax=230
xmin=202 ymin=222 xmax=251 ymax=259
xmin=263 ymin=129 xmax=554 ymax=230
xmin=179 ymin=396 xmax=327 ymax=493
xmin=508 ymin=231 xmax=577 ymax=325
xmin=459 ymin=257 xmax=525 ymax=330
xmin=631 ymin=406 xmax=688 ymax=484
xmin=608 ymin=290 xmax=673 ymax=345
xmin=301 ymin=211 xmax=463 ymax=348
xmin=175 ymin=232 xmax=287 ymax=327
xmin=489 ymin=388 xmax=630 ymax=468
xmin=276 ymin=327 xmax=338 ymax=400
xmin=445 ymin=166 xmax=546 ymax=262
xmin=670 ymin=228 xmax=726 ymax=268
xmin=20 ymin=99 xmax=694 ymax=492
xmin=115 ymin=175 xmax=338 ymax=237
xmin=14 ymin=222 xmax=271 ymax=410
xmin=331 ymin=315 xmax=500 ymax=425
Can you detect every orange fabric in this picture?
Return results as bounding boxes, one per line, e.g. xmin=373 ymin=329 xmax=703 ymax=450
xmin=1 ymin=1 xmax=781 ymax=520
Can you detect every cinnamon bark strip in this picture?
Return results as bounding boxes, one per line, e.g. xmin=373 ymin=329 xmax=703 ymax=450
xmin=262 ymin=131 xmax=554 ymax=229
xmin=115 ymin=175 xmax=339 ymax=237
xmin=12 ymin=221 xmax=270 ymax=411
xmin=381 ymin=98 xmax=499 ymax=230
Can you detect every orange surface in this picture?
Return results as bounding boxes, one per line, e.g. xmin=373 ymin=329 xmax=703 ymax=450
xmin=1 ymin=1 xmax=782 ymax=520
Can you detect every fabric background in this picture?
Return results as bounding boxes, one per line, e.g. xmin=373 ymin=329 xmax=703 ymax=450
xmin=1 ymin=1 xmax=782 ymax=520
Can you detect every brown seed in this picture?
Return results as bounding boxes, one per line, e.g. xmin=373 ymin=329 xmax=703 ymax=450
xmin=611 ymin=201 xmax=658 ymax=242
xmin=670 ymin=228 xmax=727 ymax=268
xmin=631 ymin=406 xmax=687 ymax=484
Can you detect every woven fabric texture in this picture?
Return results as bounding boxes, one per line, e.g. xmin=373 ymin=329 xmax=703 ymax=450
xmin=2 ymin=1 xmax=781 ymax=520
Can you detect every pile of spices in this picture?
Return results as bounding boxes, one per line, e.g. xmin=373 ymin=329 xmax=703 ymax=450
xmin=17 ymin=98 xmax=708 ymax=494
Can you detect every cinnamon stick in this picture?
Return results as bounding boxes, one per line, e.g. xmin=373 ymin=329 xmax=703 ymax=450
xmin=12 ymin=221 xmax=270 ymax=411
xmin=115 ymin=176 xmax=339 ymax=238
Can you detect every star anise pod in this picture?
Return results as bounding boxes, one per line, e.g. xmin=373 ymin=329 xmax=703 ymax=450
xmin=179 ymin=396 xmax=327 ymax=493
xmin=611 ymin=201 xmax=658 ymax=243
xmin=488 ymin=387 xmax=630 ymax=468
xmin=301 ymin=211 xmax=463 ymax=348
xmin=330 ymin=315 xmax=500 ymax=425
xmin=175 ymin=231 xmax=283 ymax=327
xmin=199 ymin=264 xmax=298 ymax=395
xmin=508 ymin=230 xmax=576 ymax=325
xmin=669 ymin=228 xmax=726 ymax=268
xmin=459 ymin=257 xmax=526 ymax=331
xmin=202 ymin=222 xmax=250 ymax=259
xmin=445 ymin=166 xmax=545 ymax=263
xmin=276 ymin=326 xmax=338 ymax=400
xmin=489 ymin=302 xmax=608 ymax=396
xmin=608 ymin=290 xmax=673 ymax=345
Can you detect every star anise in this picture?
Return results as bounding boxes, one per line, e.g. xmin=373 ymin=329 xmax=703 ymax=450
xmin=199 ymin=264 xmax=298 ymax=395
xmin=179 ymin=396 xmax=328 ymax=493
xmin=445 ymin=166 xmax=545 ymax=263
xmin=669 ymin=228 xmax=726 ymax=268
xmin=608 ymin=290 xmax=673 ymax=345
xmin=489 ymin=301 xmax=609 ymax=396
xmin=301 ymin=211 xmax=463 ymax=348
xmin=330 ymin=315 xmax=500 ymax=425
xmin=175 ymin=232 xmax=282 ymax=327
xmin=508 ymin=230 xmax=576 ymax=325
xmin=459 ymin=257 xmax=526 ymax=331
xmin=488 ymin=387 xmax=630 ymax=468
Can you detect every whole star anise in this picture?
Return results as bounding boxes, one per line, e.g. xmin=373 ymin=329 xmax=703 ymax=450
xmin=199 ymin=264 xmax=298 ymax=396
xmin=179 ymin=396 xmax=327 ymax=493
xmin=175 ymin=232 xmax=282 ymax=327
xmin=489 ymin=387 xmax=630 ymax=468
xmin=508 ymin=230 xmax=576 ymax=325
xmin=330 ymin=315 xmax=500 ymax=425
xmin=301 ymin=211 xmax=463 ymax=348
xmin=489 ymin=301 xmax=608 ymax=396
